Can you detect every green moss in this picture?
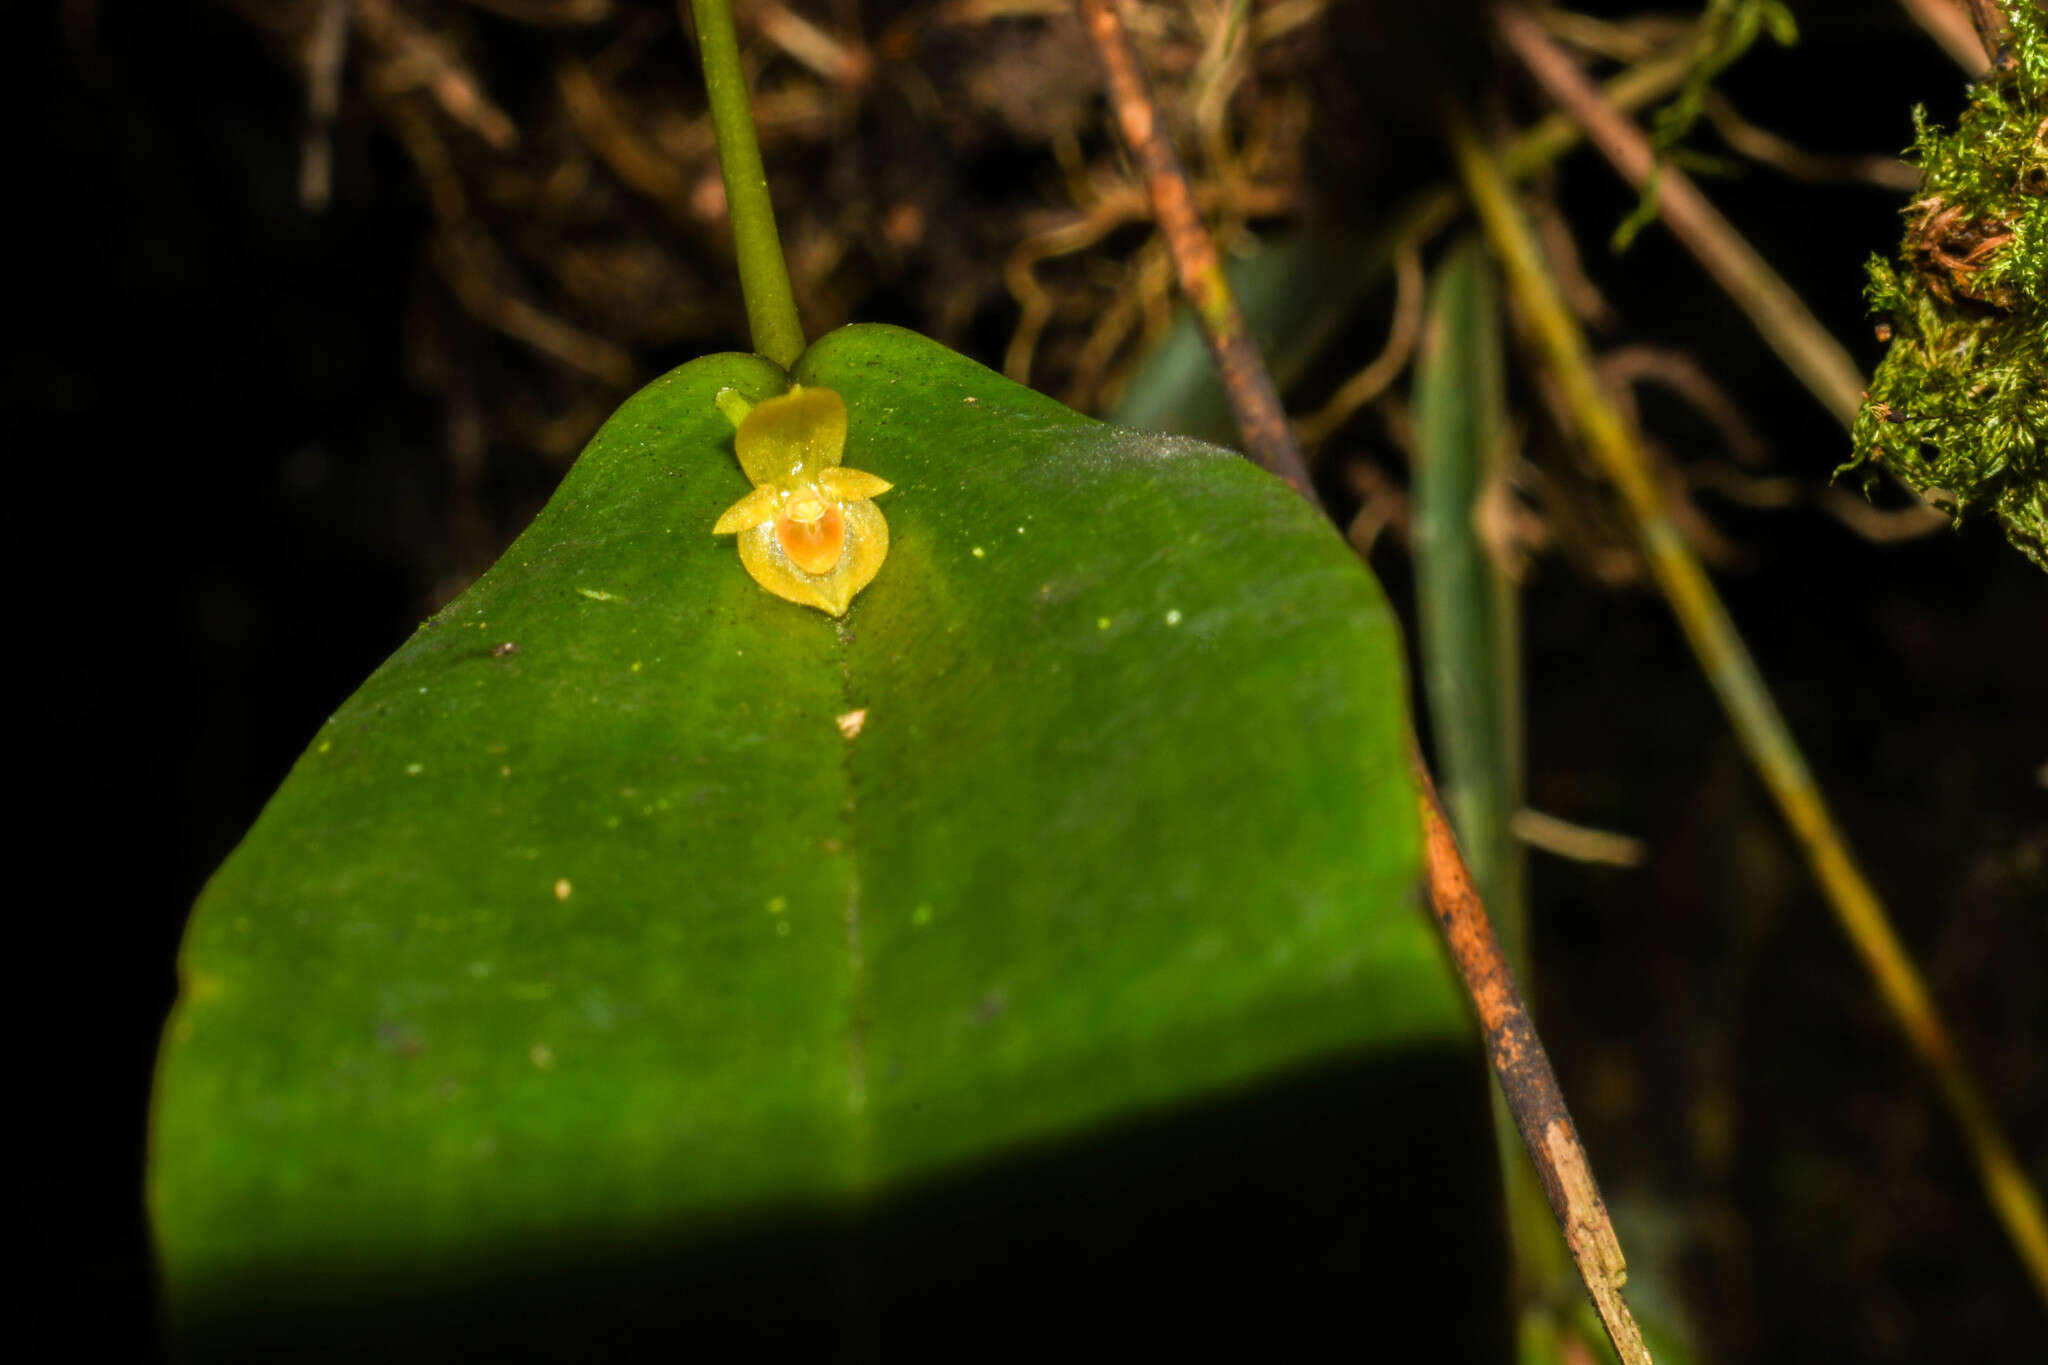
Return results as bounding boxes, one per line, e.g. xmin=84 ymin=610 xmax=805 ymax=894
xmin=1845 ymin=3 xmax=2048 ymax=571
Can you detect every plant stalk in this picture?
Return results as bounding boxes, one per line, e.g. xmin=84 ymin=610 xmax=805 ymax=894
xmin=688 ymin=0 xmax=806 ymax=367
xmin=1413 ymin=747 xmax=1653 ymax=1365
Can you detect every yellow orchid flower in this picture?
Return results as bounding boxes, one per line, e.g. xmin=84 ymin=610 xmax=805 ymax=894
xmin=712 ymin=385 xmax=892 ymax=616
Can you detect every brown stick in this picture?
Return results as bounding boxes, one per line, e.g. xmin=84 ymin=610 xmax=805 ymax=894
xmin=1898 ymin=0 xmax=1994 ymax=71
xmin=1961 ymin=0 xmax=2019 ymax=70
xmin=355 ymin=0 xmax=519 ymax=150
xmin=299 ymin=0 xmax=352 ymax=211
xmin=1073 ymin=0 xmax=1319 ymax=507
xmin=1412 ymin=748 xmax=1653 ymax=1365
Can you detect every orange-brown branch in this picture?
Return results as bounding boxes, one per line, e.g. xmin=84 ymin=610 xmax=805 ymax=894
xmin=1412 ymin=749 xmax=1651 ymax=1365
xmin=1074 ymin=0 xmax=1318 ymax=506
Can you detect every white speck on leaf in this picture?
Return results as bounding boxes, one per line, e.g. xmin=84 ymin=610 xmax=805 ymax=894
xmin=837 ymin=709 xmax=868 ymax=739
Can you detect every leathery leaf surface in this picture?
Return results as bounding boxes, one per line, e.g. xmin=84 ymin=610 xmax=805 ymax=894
xmin=151 ymin=323 xmax=1466 ymax=1330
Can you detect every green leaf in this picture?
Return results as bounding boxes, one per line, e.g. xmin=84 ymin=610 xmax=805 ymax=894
xmin=151 ymin=323 xmax=1479 ymax=1352
xmin=1414 ymin=238 xmax=1524 ymax=968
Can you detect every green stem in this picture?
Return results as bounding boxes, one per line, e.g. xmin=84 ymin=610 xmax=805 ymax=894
xmin=1414 ymin=238 xmax=1524 ymax=976
xmin=689 ymin=0 xmax=805 ymax=368
xmin=1414 ymin=237 xmax=1578 ymax=1339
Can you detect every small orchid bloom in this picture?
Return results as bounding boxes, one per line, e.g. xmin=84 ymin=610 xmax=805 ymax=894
xmin=712 ymin=385 xmax=892 ymax=616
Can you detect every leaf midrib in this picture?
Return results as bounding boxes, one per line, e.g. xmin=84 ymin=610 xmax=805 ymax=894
xmin=835 ymin=619 xmax=873 ymax=1188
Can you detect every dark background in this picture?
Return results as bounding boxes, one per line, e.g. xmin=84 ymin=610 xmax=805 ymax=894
xmin=12 ymin=1 xmax=2045 ymax=1360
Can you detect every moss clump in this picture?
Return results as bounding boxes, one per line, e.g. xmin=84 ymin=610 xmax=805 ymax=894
xmin=1846 ymin=3 xmax=2048 ymax=571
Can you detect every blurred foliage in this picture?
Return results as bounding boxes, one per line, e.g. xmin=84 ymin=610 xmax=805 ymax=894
xmin=1849 ymin=0 xmax=2048 ymax=571
xmin=234 ymin=0 xmax=1327 ymax=477
xmin=1611 ymin=0 xmax=1798 ymax=250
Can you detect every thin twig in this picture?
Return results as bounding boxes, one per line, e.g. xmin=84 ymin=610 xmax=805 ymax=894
xmin=1537 ymin=7 xmax=1695 ymax=63
xmin=1528 ymin=191 xmax=1616 ymax=327
xmin=1075 ymin=0 xmax=1317 ymax=504
xmin=1511 ymin=809 xmax=1647 ymax=867
xmin=436 ymin=229 xmax=639 ymax=387
xmin=355 ymin=0 xmax=518 ymax=151
xmin=1412 ymin=747 xmax=1652 ymax=1365
xmin=1820 ymin=486 xmax=1950 ymax=541
xmin=299 ymin=0 xmax=352 ymax=211
xmin=1002 ymin=177 xmax=1294 ymax=384
xmin=1961 ymin=0 xmax=2019 ymax=70
xmin=1596 ymin=345 xmax=1768 ymax=467
xmin=1495 ymin=3 xmax=1866 ymax=430
xmin=1898 ymin=0 xmax=1995 ymax=73
xmin=1701 ymin=91 xmax=1921 ymax=191
xmin=1187 ymin=0 xmax=1254 ymax=180
xmin=557 ymin=59 xmax=698 ymax=219
xmin=1069 ymin=240 xmax=1175 ymax=411
xmin=749 ymin=0 xmax=873 ymax=87
xmin=1296 ymin=240 xmax=1427 ymax=449
xmin=1449 ymin=109 xmax=2048 ymax=1315
xmin=382 ymin=96 xmax=637 ymax=387
xmin=1341 ymin=457 xmax=1410 ymax=555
